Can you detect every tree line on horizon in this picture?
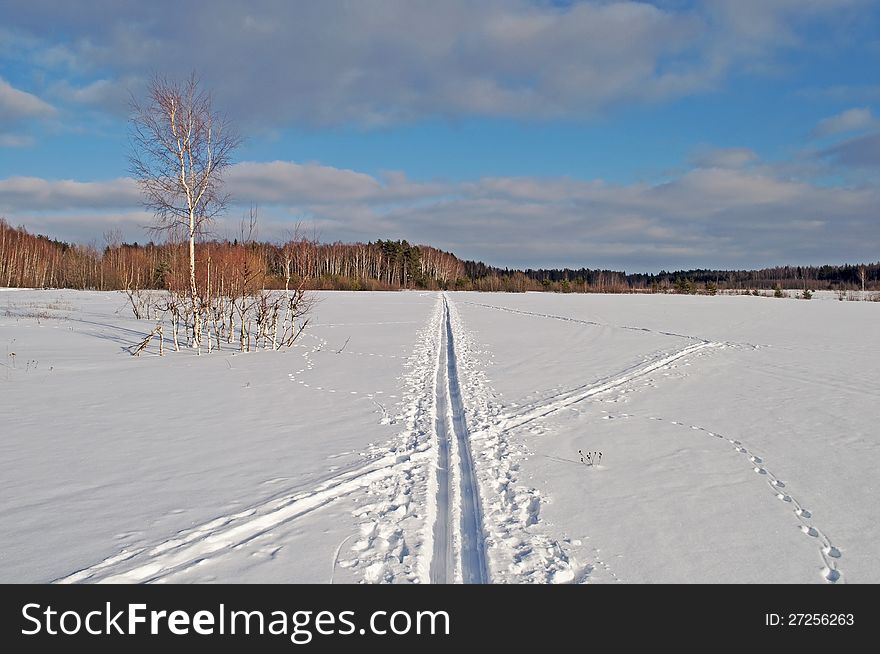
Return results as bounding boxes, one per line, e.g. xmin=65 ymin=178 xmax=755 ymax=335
xmin=0 ymin=218 xmax=877 ymax=294
xmin=473 ymin=262 xmax=879 ymax=293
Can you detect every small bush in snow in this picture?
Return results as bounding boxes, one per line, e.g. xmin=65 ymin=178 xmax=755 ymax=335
xmin=578 ymin=449 xmax=602 ymax=466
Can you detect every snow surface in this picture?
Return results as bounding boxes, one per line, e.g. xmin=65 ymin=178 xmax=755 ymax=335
xmin=0 ymin=289 xmax=877 ymax=583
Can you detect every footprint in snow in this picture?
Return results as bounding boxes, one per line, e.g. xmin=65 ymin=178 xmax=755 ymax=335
xmin=823 ymin=546 xmax=842 ymax=558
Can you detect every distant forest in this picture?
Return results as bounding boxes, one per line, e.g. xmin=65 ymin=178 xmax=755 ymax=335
xmin=1 ymin=219 xmax=877 ymax=294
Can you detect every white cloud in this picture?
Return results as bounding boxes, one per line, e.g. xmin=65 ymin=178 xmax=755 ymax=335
xmin=0 ymin=1 xmax=865 ymax=126
xmin=49 ymin=76 xmax=142 ymax=115
xmin=0 ymin=133 xmax=34 ymax=147
xmin=814 ymin=107 xmax=875 ymax=137
xmin=226 ymin=161 xmax=450 ymax=205
xmin=4 ymin=210 xmax=155 ymax=245
xmin=227 ymin=161 xmax=382 ymax=204
xmin=3 ymin=160 xmax=877 ymax=271
xmin=703 ymin=0 xmax=863 ymax=44
xmin=0 ymin=176 xmax=139 ymax=211
xmin=0 ymin=77 xmax=55 ymax=122
xmin=821 ymin=131 xmax=880 ymax=167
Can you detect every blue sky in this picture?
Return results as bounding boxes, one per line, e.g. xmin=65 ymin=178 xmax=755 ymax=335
xmin=1 ymin=0 xmax=878 ymax=271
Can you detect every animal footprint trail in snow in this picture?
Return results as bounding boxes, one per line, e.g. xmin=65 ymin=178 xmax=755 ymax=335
xmin=623 ymin=411 xmax=844 ymax=584
xmin=286 ymin=333 xmax=405 ymax=407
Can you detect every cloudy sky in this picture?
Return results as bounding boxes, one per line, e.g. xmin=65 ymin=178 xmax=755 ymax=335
xmin=0 ymin=0 xmax=878 ymax=271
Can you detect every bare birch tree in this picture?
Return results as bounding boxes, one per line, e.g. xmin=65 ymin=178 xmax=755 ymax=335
xmin=129 ymin=73 xmax=240 ymax=346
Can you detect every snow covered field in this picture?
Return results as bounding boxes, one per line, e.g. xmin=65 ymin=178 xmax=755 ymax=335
xmin=0 ymin=289 xmax=877 ymax=584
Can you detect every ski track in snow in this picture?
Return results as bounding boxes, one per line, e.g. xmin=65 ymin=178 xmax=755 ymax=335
xmin=51 ymin=292 xmax=841 ymax=584
xmin=56 ymin=302 xmax=447 ymax=585
xmin=477 ymin=322 xmax=842 ymax=584
xmin=429 ymin=295 xmax=489 ymax=583
xmin=341 ymin=297 xmax=446 ymax=584
xmin=492 ymin=342 xmax=721 ymax=434
xmin=445 ymin=297 xmax=592 ymax=584
xmin=459 ymin=299 xmax=709 ymax=342
xmin=458 ymin=299 xmax=766 ymax=349
xmin=445 ymin=297 xmax=490 ymax=584
xmin=56 ymin=447 xmax=428 ymax=584
xmin=429 ymin=299 xmax=453 ymax=583
xmin=56 ymin=296 xmax=718 ymax=585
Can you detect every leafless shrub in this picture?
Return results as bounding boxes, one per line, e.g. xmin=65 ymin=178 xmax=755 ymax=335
xmin=129 ymin=324 xmax=165 ymax=357
xmin=578 ymin=450 xmax=603 ymax=467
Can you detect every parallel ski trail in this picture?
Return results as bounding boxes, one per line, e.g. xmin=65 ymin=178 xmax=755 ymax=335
xmin=429 ymin=303 xmax=453 ymax=583
xmin=459 ymin=300 xmax=766 ymax=349
xmin=429 ymin=295 xmax=489 ymax=584
xmin=497 ymin=342 xmax=718 ymax=425
xmin=444 ymin=295 xmax=489 ymax=583
xmin=459 ymin=300 xmax=708 ymax=342
xmin=444 ymin=295 xmax=588 ymax=584
xmin=488 ymin=341 xmax=719 ymax=436
xmin=56 ymin=450 xmax=427 ymax=584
